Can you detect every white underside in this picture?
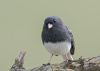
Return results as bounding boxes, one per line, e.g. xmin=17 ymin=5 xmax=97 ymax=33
xmin=44 ymin=42 xmax=71 ymax=55
xmin=44 ymin=42 xmax=74 ymax=61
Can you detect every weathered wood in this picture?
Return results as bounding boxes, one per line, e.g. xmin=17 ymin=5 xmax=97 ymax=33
xmin=9 ymin=51 xmax=100 ymax=71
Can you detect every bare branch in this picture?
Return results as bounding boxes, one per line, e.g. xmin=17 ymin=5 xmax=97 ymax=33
xmin=9 ymin=50 xmax=100 ymax=71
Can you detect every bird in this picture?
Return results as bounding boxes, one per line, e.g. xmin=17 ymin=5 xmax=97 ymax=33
xmin=41 ymin=16 xmax=75 ymax=65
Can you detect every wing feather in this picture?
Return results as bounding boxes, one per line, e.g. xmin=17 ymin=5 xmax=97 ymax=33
xmin=66 ymin=26 xmax=75 ymax=55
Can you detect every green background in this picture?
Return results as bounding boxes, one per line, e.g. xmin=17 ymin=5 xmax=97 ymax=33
xmin=0 ymin=0 xmax=100 ymax=71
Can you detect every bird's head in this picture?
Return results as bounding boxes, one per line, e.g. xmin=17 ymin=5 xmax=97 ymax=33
xmin=43 ymin=16 xmax=63 ymax=30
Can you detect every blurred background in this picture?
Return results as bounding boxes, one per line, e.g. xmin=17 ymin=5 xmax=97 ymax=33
xmin=0 ymin=0 xmax=100 ymax=71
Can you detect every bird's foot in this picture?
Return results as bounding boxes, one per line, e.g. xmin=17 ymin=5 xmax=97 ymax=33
xmin=43 ymin=63 xmax=50 ymax=67
xmin=68 ymin=60 xmax=73 ymax=64
xmin=63 ymin=60 xmax=73 ymax=68
xmin=63 ymin=60 xmax=68 ymax=64
xmin=63 ymin=60 xmax=72 ymax=65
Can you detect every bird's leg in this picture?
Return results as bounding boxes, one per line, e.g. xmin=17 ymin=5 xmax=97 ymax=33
xmin=47 ymin=54 xmax=53 ymax=65
xmin=65 ymin=54 xmax=69 ymax=64
xmin=66 ymin=54 xmax=69 ymax=60
xmin=43 ymin=54 xmax=53 ymax=66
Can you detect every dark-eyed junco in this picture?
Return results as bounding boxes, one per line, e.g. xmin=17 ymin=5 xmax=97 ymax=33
xmin=41 ymin=16 xmax=75 ymax=65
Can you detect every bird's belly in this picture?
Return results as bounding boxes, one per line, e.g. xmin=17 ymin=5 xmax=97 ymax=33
xmin=44 ymin=42 xmax=71 ymax=55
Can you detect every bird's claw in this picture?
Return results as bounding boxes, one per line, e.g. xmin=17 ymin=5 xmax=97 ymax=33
xmin=63 ymin=60 xmax=72 ymax=65
xmin=43 ymin=63 xmax=50 ymax=67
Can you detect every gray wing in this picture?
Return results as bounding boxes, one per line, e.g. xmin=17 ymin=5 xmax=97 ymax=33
xmin=66 ymin=26 xmax=75 ymax=55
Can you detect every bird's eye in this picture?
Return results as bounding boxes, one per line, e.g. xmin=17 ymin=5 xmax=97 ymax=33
xmin=53 ymin=19 xmax=56 ymax=23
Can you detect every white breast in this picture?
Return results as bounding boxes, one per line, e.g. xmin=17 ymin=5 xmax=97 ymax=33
xmin=44 ymin=42 xmax=71 ymax=55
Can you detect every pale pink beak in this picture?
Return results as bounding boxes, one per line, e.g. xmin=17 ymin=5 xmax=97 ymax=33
xmin=48 ymin=23 xmax=53 ymax=29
